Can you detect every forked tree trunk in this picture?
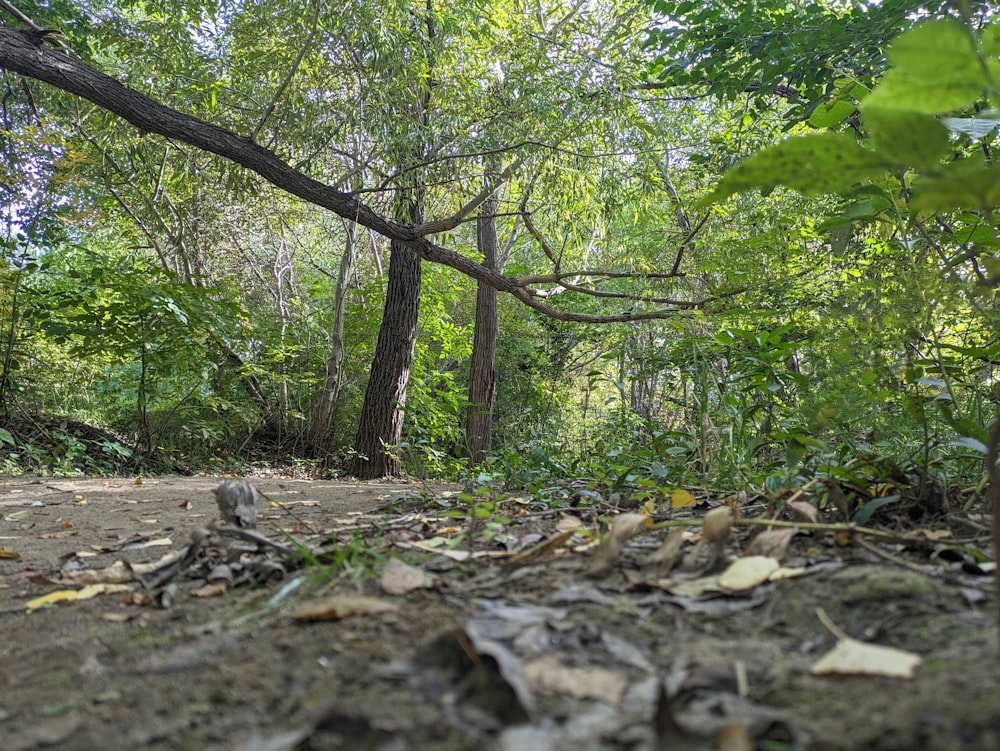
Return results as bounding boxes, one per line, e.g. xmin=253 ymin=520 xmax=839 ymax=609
xmin=464 ymin=173 xmax=499 ymax=464
xmin=350 ymin=198 xmax=422 ymax=478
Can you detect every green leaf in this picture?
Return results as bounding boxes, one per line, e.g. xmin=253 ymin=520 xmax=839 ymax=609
xmin=0 ymin=428 xmax=14 ymax=446
xmin=910 ymin=156 xmax=1000 ymax=212
xmin=886 ymin=18 xmax=978 ymax=77
xmin=860 ymin=19 xmax=987 ymax=114
xmin=862 ymin=107 xmax=950 ymax=169
xmin=701 ymin=133 xmax=891 ymax=204
xmin=808 ymin=99 xmax=855 ymax=129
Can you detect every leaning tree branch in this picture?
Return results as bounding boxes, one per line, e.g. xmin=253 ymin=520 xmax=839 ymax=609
xmin=0 ymin=27 xmax=715 ymax=323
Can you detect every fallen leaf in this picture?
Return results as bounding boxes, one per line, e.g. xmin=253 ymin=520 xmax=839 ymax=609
xmin=671 ymin=488 xmax=697 ymax=508
xmin=76 ymin=583 xmax=132 ymax=600
xmin=586 ymin=513 xmax=651 ymax=578
xmin=141 ymin=537 xmax=173 ymax=549
xmin=291 ymin=595 xmax=398 ymax=621
xmin=717 ymin=556 xmax=780 ymax=592
xmin=102 ymin=612 xmax=133 ymax=623
xmin=61 ymin=560 xmax=132 ymax=585
xmin=191 ymin=581 xmax=229 ymax=598
xmin=744 ymin=527 xmax=796 ymax=559
xmin=380 ymin=556 xmax=434 ymax=595
xmin=508 ymin=529 xmax=576 ymax=565
xmin=0 ymin=548 xmax=20 ymax=559
xmin=135 ymin=476 xmax=143 ymax=485
xmin=523 ymin=654 xmax=628 ymax=705
xmin=26 ymin=589 xmax=79 ymax=610
xmin=810 ymin=609 xmax=922 ymax=678
xmin=6 ymin=509 xmax=32 ymax=521
xmin=787 ymin=500 xmax=819 ymax=524
xmin=179 ymin=500 xmax=193 ymax=510
xmin=644 ymin=528 xmax=687 ymax=573
xmin=72 ymin=495 xmax=86 ymax=504
xmin=556 ymin=514 xmax=583 ymax=533
xmin=767 ymin=566 xmax=808 ymax=581
xmin=38 ymin=530 xmax=77 ymax=539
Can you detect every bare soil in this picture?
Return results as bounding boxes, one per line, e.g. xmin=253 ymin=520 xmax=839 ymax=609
xmin=0 ymin=475 xmax=997 ymax=751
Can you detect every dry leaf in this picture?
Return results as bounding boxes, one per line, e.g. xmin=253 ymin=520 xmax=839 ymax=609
xmin=717 ymin=556 xmax=780 ymax=592
xmin=76 ymin=583 xmax=132 ymax=600
xmin=702 ymin=507 xmax=732 ymax=544
xmin=508 ymin=529 xmax=576 ymax=565
xmin=72 ymin=495 xmax=87 ymax=504
xmin=556 ymin=514 xmax=583 ymax=533
xmin=6 ymin=509 xmax=32 ymax=521
xmin=586 ymin=513 xmax=651 ymax=578
xmin=102 ymin=612 xmax=133 ymax=623
xmin=191 ymin=581 xmax=228 ymax=598
xmin=644 ymin=528 xmax=687 ymax=573
xmin=523 ymin=654 xmax=628 ymax=705
xmin=291 ymin=595 xmax=398 ymax=621
xmin=62 ymin=560 xmax=132 ymax=585
xmin=134 ymin=476 xmax=143 ymax=485
xmin=0 ymin=547 xmax=20 ymax=559
xmin=787 ymin=500 xmax=819 ymax=524
xmin=671 ymin=488 xmax=696 ymax=508
xmin=744 ymin=527 xmax=796 ymax=559
xmin=178 ymin=500 xmax=193 ymax=510
xmin=811 ymin=610 xmax=922 ymax=678
xmin=380 ymin=556 xmax=434 ymax=595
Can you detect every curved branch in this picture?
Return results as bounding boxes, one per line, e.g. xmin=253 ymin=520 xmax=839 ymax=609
xmin=0 ymin=28 xmax=699 ymax=323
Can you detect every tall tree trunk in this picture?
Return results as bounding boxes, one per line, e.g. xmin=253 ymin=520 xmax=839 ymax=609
xmin=308 ymin=220 xmax=357 ymax=450
xmin=350 ymin=198 xmax=422 ymax=478
xmin=465 ymin=171 xmax=499 ymax=464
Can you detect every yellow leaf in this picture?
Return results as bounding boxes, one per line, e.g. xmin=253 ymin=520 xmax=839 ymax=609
xmin=0 ymin=548 xmax=20 ymax=559
xmin=26 ymin=590 xmax=78 ymax=610
xmin=671 ymin=489 xmax=696 ymax=508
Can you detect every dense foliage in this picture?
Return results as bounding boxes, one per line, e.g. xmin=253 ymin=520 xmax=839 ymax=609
xmin=0 ymin=0 xmax=997 ymax=520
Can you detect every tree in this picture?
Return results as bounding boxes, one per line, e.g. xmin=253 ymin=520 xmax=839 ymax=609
xmin=464 ymin=166 xmax=499 ymax=463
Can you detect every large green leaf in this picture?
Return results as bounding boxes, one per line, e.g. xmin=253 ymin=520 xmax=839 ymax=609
xmin=701 ymin=132 xmax=892 ymax=204
xmin=862 ymin=107 xmax=950 ymax=169
xmin=861 ymin=19 xmax=987 ymax=113
xmin=910 ymin=156 xmax=1000 ymax=212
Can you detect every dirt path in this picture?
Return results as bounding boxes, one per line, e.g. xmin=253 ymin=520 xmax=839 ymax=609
xmin=0 ymin=476 xmax=997 ymax=750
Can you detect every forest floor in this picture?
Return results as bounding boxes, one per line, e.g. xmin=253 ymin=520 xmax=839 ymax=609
xmin=0 ymin=474 xmax=997 ymax=751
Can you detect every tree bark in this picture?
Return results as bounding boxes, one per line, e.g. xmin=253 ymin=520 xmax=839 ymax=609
xmin=350 ymin=199 xmax=422 ymax=478
xmin=464 ymin=171 xmax=499 ymax=464
xmin=308 ymin=220 xmax=357 ymax=449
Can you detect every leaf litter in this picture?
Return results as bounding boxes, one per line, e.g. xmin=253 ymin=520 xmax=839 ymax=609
xmin=0 ymin=476 xmax=996 ymax=750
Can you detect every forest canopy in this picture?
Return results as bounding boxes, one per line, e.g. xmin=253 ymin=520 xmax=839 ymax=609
xmin=0 ymin=0 xmax=999 ymax=524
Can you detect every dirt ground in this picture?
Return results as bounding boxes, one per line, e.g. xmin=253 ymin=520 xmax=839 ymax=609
xmin=0 ymin=475 xmax=997 ymax=751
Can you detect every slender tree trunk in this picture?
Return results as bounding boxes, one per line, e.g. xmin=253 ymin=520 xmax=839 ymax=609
xmin=465 ymin=171 xmax=499 ymax=464
xmin=350 ymin=198 xmax=422 ymax=478
xmin=309 ymin=221 xmax=357 ymax=449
